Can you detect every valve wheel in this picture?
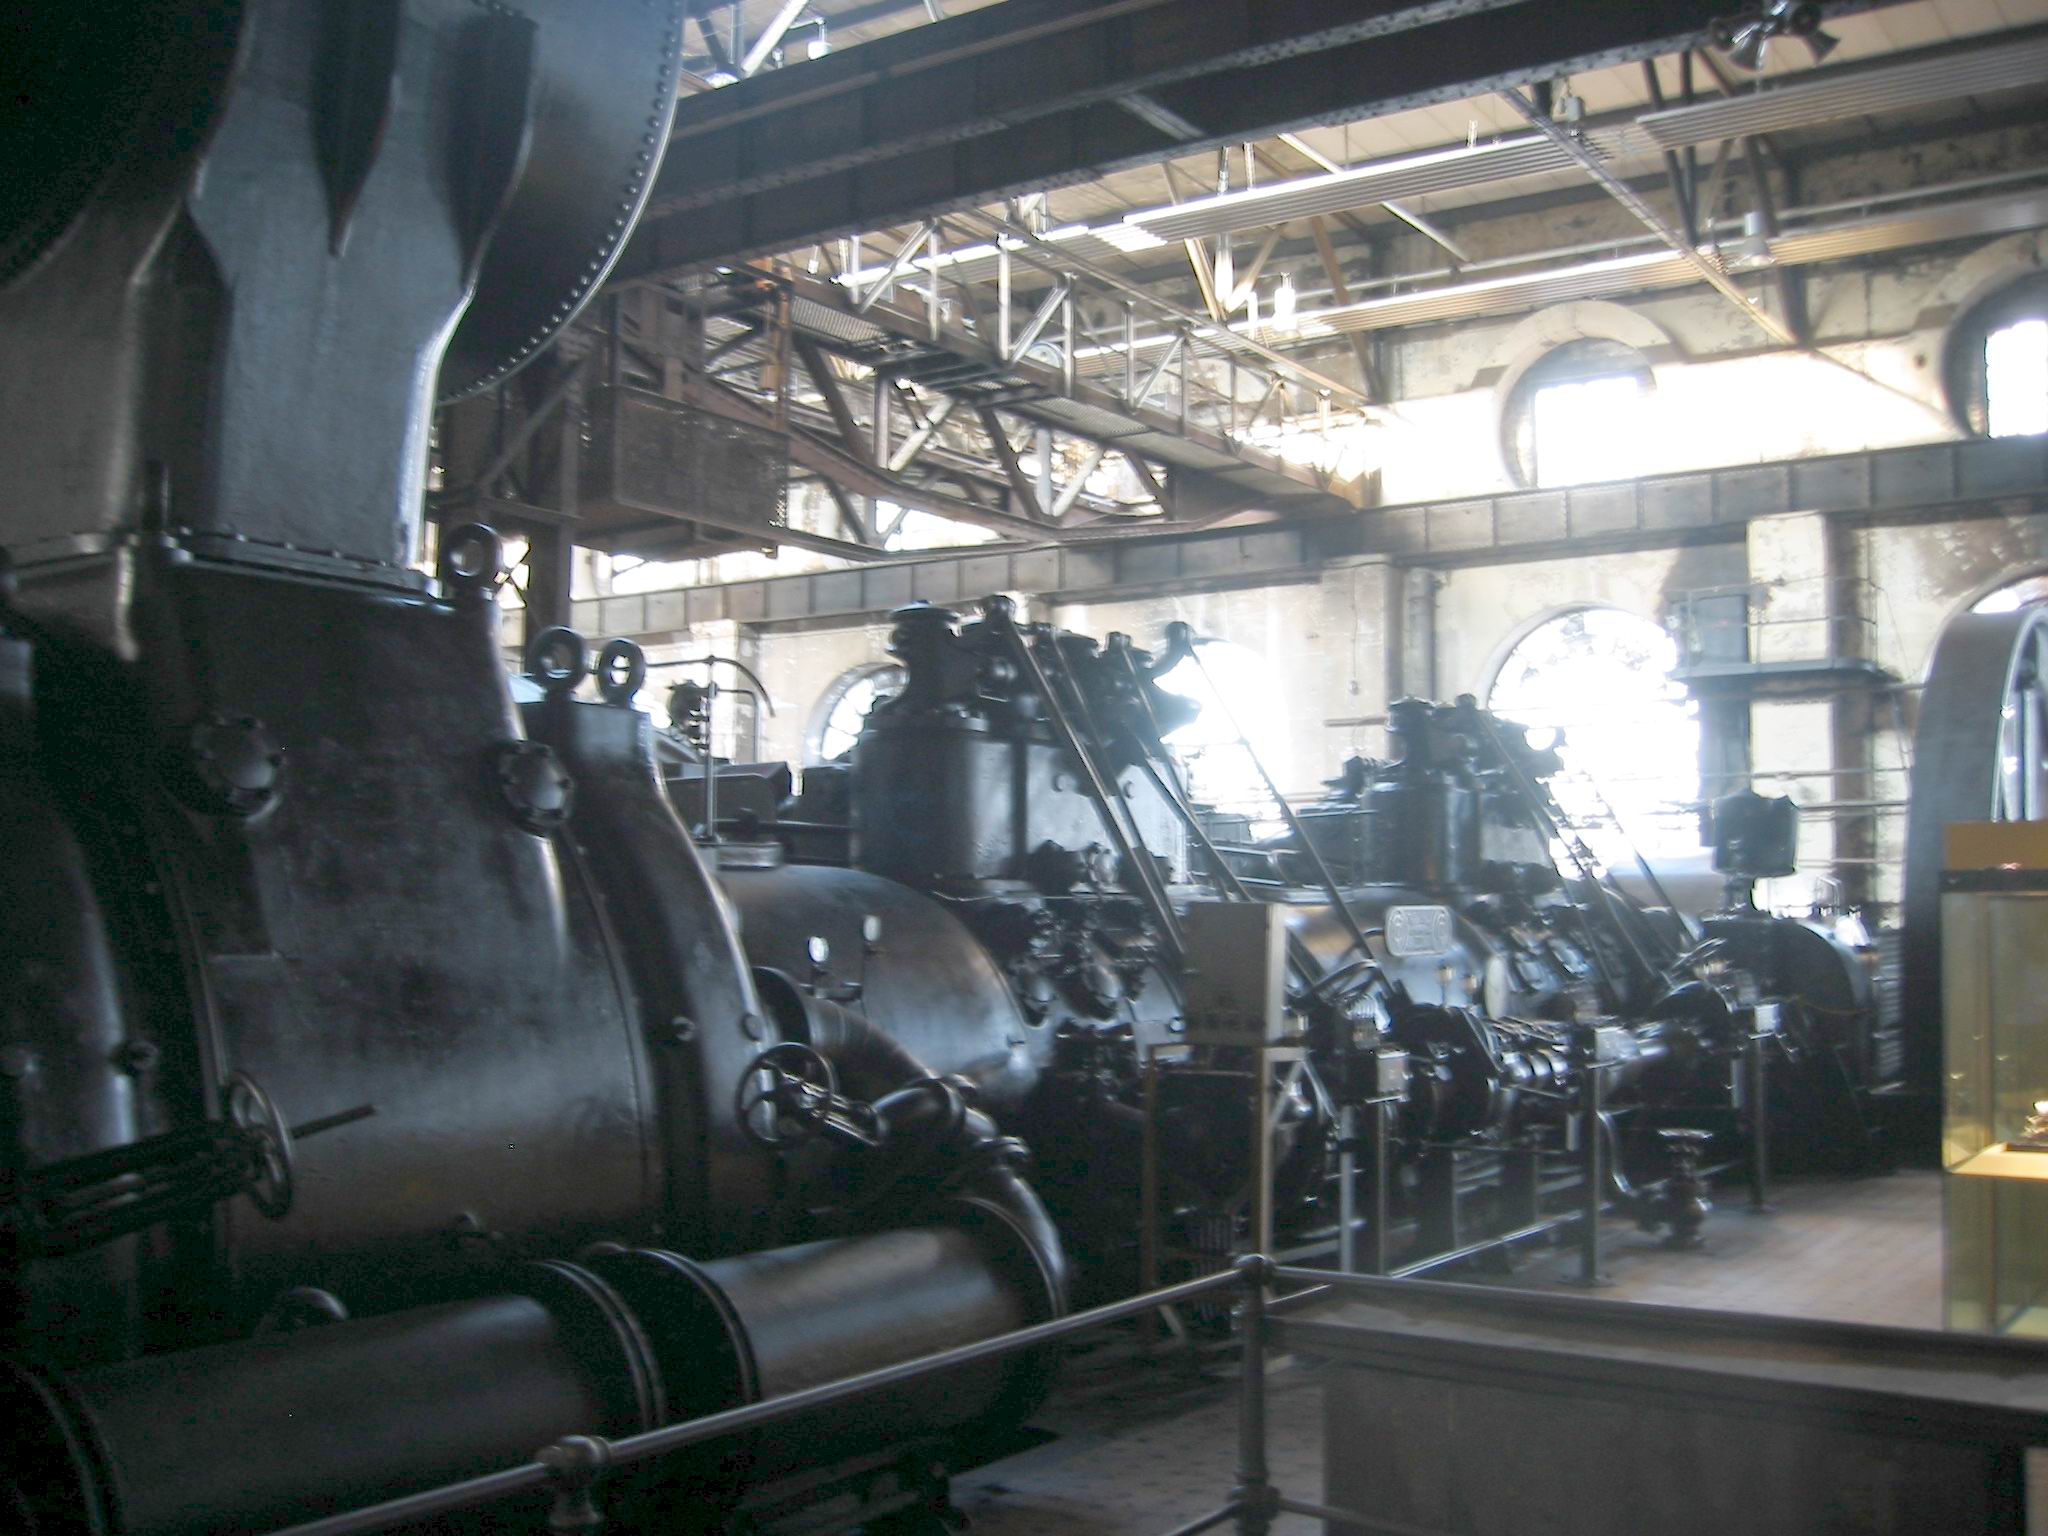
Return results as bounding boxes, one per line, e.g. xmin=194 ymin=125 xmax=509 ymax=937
xmin=735 ymin=1043 xmax=842 ymax=1151
xmin=225 ymin=1072 xmax=295 ymax=1219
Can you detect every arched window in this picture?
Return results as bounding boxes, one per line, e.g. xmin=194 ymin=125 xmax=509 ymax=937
xmin=1947 ymin=272 xmax=2048 ymax=439
xmin=1487 ymin=608 xmax=1702 ymax=862
xmin=1152 ymin=640 xmax=1289 ymax=833
xmin=1502 ymin=340 xmax=1656 ymax=489
xmin=806 ymin=662 xmax=905 ymax=763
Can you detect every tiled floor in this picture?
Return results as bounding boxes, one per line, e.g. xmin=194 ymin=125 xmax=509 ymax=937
xmin=1458 ymin=1166 xmax=1943 ymax=1330
xmin=951 ymin=1171 xmax=1944 ymax=1535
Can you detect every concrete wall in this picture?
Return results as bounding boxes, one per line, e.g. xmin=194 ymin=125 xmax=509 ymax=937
xmin=745 ymin=619 xmax=896 ymax=767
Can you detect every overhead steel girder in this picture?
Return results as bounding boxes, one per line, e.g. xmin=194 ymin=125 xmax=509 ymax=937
xmin=618 ymin=0 xmax=1887 ymax=280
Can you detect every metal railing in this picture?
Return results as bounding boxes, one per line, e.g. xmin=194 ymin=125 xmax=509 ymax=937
xmin=1666 ymin=574 xmax=1890 ymax=672
xmin=260 ymin=1256 xmax=1445 ymax=1536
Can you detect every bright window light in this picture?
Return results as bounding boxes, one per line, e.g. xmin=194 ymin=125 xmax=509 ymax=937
xmin=1488 ymin=608 xmax=1702 ymax=864
xmin=1530 ymin=372 xmax=1646 ymax=488
xmin=1152 ymin=641 xmax=1289 ymax=833
xmin=813 ymin=665 xmax=905 ymax=762
xmin=1986 ymin=318 xmax=2048 ymax=439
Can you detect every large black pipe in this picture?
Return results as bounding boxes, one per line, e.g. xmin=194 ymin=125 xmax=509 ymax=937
xmin=2 ymin=1197 xmax=1065 ymax=1536
xmin=2 ymin=1261 xmax=663 ymax=1536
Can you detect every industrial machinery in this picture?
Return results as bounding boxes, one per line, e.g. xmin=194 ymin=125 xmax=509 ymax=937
xmin=0 ymin=7 xmax=1063 ymax=1533
xmin=0 ymin=5 xmax=1912 ymax=1532
xmin=686 ymin=602 xmax=1896 ymax=1295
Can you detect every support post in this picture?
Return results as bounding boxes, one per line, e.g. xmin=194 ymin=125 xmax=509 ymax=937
xmin=1232 ymin=1255 xmax=1275 ymax=1536
xmin=540 ymin=1436 xmax=610 ymax=1533
xmin=1141 ymin=1047 xmax=1161 ymax=1295
xmin=1366 ymin=1098 xmax=1391 ymax=1276
xmin=1568 ymin=1025 xmax=1611 ymax=1287
xmin=1337 ymin=1102 xmax=1357 ymax=1274
xmin=1746 ymin=1026 xmax=1773 ymax=1213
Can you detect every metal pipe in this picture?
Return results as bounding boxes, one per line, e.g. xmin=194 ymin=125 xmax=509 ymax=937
xmin=1005 ymin=280 xmax=1069 ymax=365
xmin=854 ymin=220 xmax=935 ymax=316
xmin=739 ymin=0 xmax=811 ymax=76
xmin=1160 ymin=1505 xmax=1246 ymax=1536
xmin=1387 ymin=1214 xmax=1576 ymax=1281
xmin=1277 ymin=1494 xmax=1461 ymax=1536
xmin=264 ymin=1267 xmax=1246 ymax=1536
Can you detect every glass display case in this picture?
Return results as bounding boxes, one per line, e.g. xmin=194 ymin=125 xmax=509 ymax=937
xmin=1943 ymin=822 xmax=2048 ymax=1336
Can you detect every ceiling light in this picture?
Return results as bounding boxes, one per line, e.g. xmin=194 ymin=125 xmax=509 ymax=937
xmin=1780 ymin=1 xmax=1839 ymax=61
xmin=1272 ymin=272 xmax=1299 ymax=327
xmin=1099 ymin=222 xmax=1167 ymax=254
xmin=1214 ymin=243 xmax=1235 ymax=300
xmin=1727 ymin=210 xmax=1776 ymax=271
xmin=1711 ymin=2 xmax=1835 ymax=73
xmin=806 ymin=22 xmax=831 ymax=59
xmin=1719 ymin=18 xmax=1773 ymax=71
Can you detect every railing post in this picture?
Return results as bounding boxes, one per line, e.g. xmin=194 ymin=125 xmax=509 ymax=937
xmin=540 ymin=1436 xmax=611 ymax=1533
xmin=1566 ymin=1024 xmax=1611 ymax=1288
xmin=1746 ymin=1024 xmax=1773 ymax=1213
xmin=1233 ymin=1255 xmax=1277 ymax=1536
xmin=1337 ymin=1102 xmax=1357 ymax=1274
xmin=1367 ymin=1097 xmax=1391 ymax=1276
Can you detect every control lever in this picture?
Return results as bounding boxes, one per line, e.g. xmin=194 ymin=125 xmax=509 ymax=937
xmin=0 ymin=1074 xmax=374 ymax=1262
xmin=734 ymin=1043 xmax=882 ymax=1151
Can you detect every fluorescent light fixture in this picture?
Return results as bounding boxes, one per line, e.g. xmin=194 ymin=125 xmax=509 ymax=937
xmin=1098 ymin=222 xmax=1168 ymax=254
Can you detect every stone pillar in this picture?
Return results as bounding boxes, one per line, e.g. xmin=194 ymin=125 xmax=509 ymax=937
xmin=1317 ymin=556 xmax=1429 ymax=768
xmin=1744 ymin=510 xmax=1874 ymax=909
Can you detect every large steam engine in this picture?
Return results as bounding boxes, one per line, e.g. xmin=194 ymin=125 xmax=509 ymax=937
xmin=0 ymin=7 xmax=1062 ymax=1533
xmin=0 ymin=5 xmax=1901 ymax=1533
xmin=691 ymin=600 xmax=1896 ymax=1293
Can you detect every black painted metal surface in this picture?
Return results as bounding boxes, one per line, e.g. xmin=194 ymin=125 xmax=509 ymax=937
xmin=622 ymin=0 xmax=1885 ymax=276
xmin=0 ymin=9 xmax=1074 ymax=1533
xmin=1901 ymin=606 xmax=2048 ymax=1098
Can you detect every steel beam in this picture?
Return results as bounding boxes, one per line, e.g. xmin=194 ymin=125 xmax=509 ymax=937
xmin=620 ymin=0 xmax=1885 ymax=278
xmin=574 ymin=435 xmax=2048 ymax=635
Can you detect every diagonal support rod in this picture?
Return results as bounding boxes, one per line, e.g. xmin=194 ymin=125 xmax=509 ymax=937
xmin=854 ymin=220 xmax=934 ymax=315
xmin=792 ymin=335 xmax=876 ymax=466
xmin=1502 ymin=87 xmax=1795 ymax=348
xmin=977 ymin=405 xmax=1044 ymax=516
xmin=740 ymin=0 xmax=811 ymax=76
